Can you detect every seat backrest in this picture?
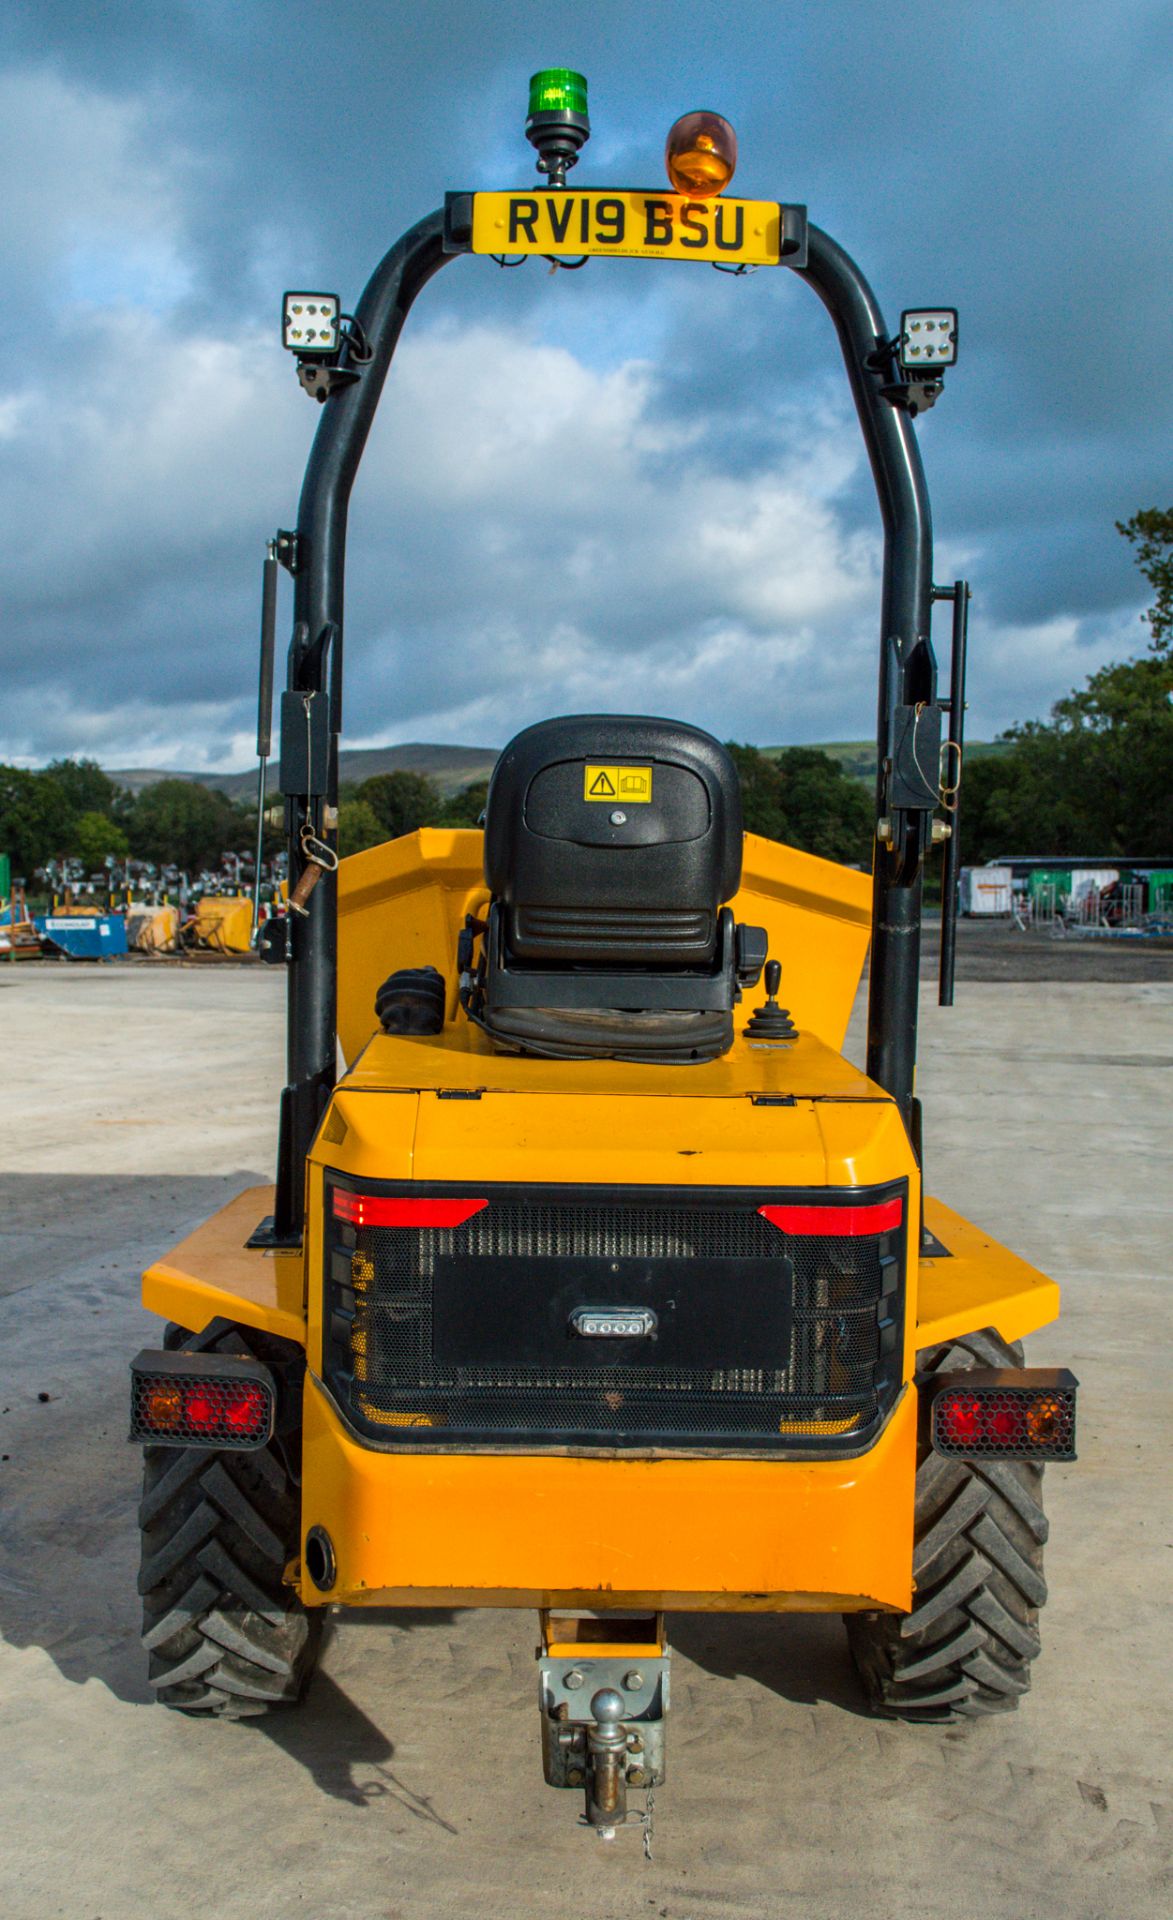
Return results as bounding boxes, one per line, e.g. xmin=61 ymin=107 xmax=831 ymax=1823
xmin=483 ymin=714 xmax=743 ymax=968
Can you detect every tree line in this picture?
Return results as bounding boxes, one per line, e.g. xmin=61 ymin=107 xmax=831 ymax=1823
xmin=962 ymin=509 xmax=1172 ymax=862
xmin=0 ymin=748 xmax=876 ymax=880
xmin=0 ymin=760 xmax=264 ymax=880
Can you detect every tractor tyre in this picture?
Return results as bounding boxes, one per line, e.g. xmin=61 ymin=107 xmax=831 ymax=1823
xmin=137 ymin=1320 xmax=322 ymax=1719
xmin=846 ymin=1327 xmax=1048 ymax=1720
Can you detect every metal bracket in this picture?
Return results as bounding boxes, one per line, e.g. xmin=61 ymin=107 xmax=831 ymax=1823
xmin=880 ymin=376 xmax=944 ymax=416
xmin=778 ymin=204 xmax=808 ymax=266
xmin=537 ymin=1612 xmax=669 ymax=1810
xmin=539 ymin=1654 xmax=669 ymax=1791
xmin=274 ymin=530 xmax=301 ymax=575
xmin=443 ymin=192 xmax=474 ymax=253
xmin=296 ymin=361 xmax=361 ymax=404
xmin=889 ymin=702 xmax=943 ymax=811
xmin=256 ymin=917 xmax=289 ymax=966
xmin=245 ymin=1214 xmax=302 ymax=1251
xmin=278 ymin=689 xmax=330 ymax=798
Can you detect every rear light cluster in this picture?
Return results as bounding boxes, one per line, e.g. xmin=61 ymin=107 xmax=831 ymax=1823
xmin=758 ymin=1198 xmax=903 ymax=1237
xmin=332 ymin=1191 xmax=488 ymax=1229
xmin=930 ymin=1368 xmax=1077 ymax=1460
xmin=129 ymin=1350 xmax=275 ymax=1450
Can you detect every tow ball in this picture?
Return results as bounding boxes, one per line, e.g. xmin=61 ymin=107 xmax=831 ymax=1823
xmin=537 ymin=1613 xmax=669 ymax=1836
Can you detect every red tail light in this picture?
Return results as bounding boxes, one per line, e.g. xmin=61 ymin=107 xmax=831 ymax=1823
xmin=332 ymin=1191 xmax=489 ymax=1229
xmin=759 ymin=1197 xmax=903 ymax=1237
xmin=987 ymin=1398 xmax=1026 ymax=1444
xmin=224 ymin=1383 xmax=268 ymax=1433
xmin=936 ymin=1390 xmax=982 ymax=1446
xmin=183 ymin=1386 xmax=219 ymax=1433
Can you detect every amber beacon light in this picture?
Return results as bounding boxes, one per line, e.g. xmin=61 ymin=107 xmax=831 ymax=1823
xmin=665 ymin=111 xmax=738 ymax=198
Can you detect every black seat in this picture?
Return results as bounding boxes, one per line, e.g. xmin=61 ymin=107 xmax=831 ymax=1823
xmin=485 ymin=714 xmax=743 ymax=966
xmin=461 ymin=715 xmax=766 ymax=1063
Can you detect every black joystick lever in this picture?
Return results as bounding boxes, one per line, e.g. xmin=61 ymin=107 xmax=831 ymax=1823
xmin=743 ymin=959 xmax=798 ymax=1040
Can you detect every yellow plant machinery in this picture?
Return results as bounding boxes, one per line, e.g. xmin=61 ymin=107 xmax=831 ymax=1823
xmin=129 ymin=75 xmax=1076 ymax=1840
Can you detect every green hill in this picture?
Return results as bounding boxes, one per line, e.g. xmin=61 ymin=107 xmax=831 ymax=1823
xmin=761 ymin=739 xmax=1009 ymax=784
xmin=109 ymin=742 xmax=499 ymax=802
xmin=107 ymin=737 xmax=1008 ymax=801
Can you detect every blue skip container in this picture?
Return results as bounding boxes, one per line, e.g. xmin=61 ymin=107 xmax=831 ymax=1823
xmin=35 ymin=914 xmax=129 ymax=960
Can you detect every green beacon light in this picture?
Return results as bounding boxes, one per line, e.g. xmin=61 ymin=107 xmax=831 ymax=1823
xmin=525 ymin=68 xmax=590 ymax=189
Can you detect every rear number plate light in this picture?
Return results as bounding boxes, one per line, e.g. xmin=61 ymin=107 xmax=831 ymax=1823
xmin=570 ymin=1307 xmax=658 ymax=1339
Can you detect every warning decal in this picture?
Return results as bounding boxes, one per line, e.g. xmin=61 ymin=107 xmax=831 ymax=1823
xmin=583 ymin=764 xmax=653 ymax=803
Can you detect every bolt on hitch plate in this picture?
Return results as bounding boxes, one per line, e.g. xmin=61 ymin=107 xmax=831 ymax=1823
xmin=537 ymin=1612 xmax=669 ymax=1802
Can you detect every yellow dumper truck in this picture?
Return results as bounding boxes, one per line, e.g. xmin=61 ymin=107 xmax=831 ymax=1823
xmin=130 ymin=75 xmax=1076 ymax=1839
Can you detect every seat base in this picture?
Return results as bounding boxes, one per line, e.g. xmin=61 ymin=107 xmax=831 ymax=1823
xmin=481 ymin=903 xmax=743 ymax=1013
xmin=468 ymin=1002 xmax=734 ymax=1064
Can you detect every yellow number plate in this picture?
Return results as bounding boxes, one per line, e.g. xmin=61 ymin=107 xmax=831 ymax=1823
xmin=471 ymin=191 xmax=781 ymax=267
xmin=584 ymin=765 xmax=653 ymax=803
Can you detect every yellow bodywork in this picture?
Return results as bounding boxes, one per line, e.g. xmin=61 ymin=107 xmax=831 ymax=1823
xmin=336 ymin=828 xmax=872 ymax=1063
xmin=143 ymin=1187 xmax=304 ymax=1344
xmin=299 ymin=1372 xmax=919 ymax=1613
xmin=142 ymin=829 xmax=1061 ymax=1617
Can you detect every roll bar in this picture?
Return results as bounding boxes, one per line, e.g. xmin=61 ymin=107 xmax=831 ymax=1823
xmin=269 ymin=207 xmax=937 ymax=1241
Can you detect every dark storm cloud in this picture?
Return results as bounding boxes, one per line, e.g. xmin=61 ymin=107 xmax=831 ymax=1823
xmin=0 ymin=0 xmax=1167 ymax=764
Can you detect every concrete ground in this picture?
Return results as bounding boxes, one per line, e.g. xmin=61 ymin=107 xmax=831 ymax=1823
xmin=1 ymin=961 xmax=1170 ymax=1920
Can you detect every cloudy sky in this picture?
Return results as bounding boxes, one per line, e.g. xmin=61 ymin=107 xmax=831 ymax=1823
xmin=1 ymin=1 xmax=1168 ymax=770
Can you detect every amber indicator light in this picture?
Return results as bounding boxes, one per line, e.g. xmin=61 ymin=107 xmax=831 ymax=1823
xmin=665 ymin=111 xmax=738 ymax=198
xmin=142 ymin=1380 xmax=183 ymax=1430
xmin=1026 ymin=1393 xmax=1065 ymax=1445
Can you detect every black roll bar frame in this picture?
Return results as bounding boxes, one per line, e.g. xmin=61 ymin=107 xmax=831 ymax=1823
xmin=271 ymin=206 xmax=939 ymax=1240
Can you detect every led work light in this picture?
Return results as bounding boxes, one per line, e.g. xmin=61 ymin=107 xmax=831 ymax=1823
xmin=282 ymin=292 xmax=340 ymax=356
xmin=665 ymin=111 xmax=738 ymax=198
xmin=899 ymin=309 xmax=958 ymax=371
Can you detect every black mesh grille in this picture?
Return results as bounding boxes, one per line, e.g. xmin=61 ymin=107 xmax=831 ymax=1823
xmin=324 ymin=1186 xmax=903 ymax=1452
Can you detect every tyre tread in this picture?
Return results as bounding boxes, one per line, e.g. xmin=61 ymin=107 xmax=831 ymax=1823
xmin=137 ymin=1323 xmax=320 ymax=1719
xmin=847 ymin=1326 xmax=1047 ymax=1722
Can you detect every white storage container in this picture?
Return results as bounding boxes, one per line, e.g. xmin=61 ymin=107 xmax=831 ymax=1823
xmin=959 ymin=865 xmax=1013 ymax=915
xmin=1070 ymin=868 xmax=1119 ymax=903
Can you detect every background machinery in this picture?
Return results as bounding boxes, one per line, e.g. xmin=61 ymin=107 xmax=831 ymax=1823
xmin=129 ymin=74 xmax=1077 ymax=1841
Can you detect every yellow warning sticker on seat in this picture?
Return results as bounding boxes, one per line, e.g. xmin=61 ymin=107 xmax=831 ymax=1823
xmin=583 ymin=764 xmax=653 ymax=803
